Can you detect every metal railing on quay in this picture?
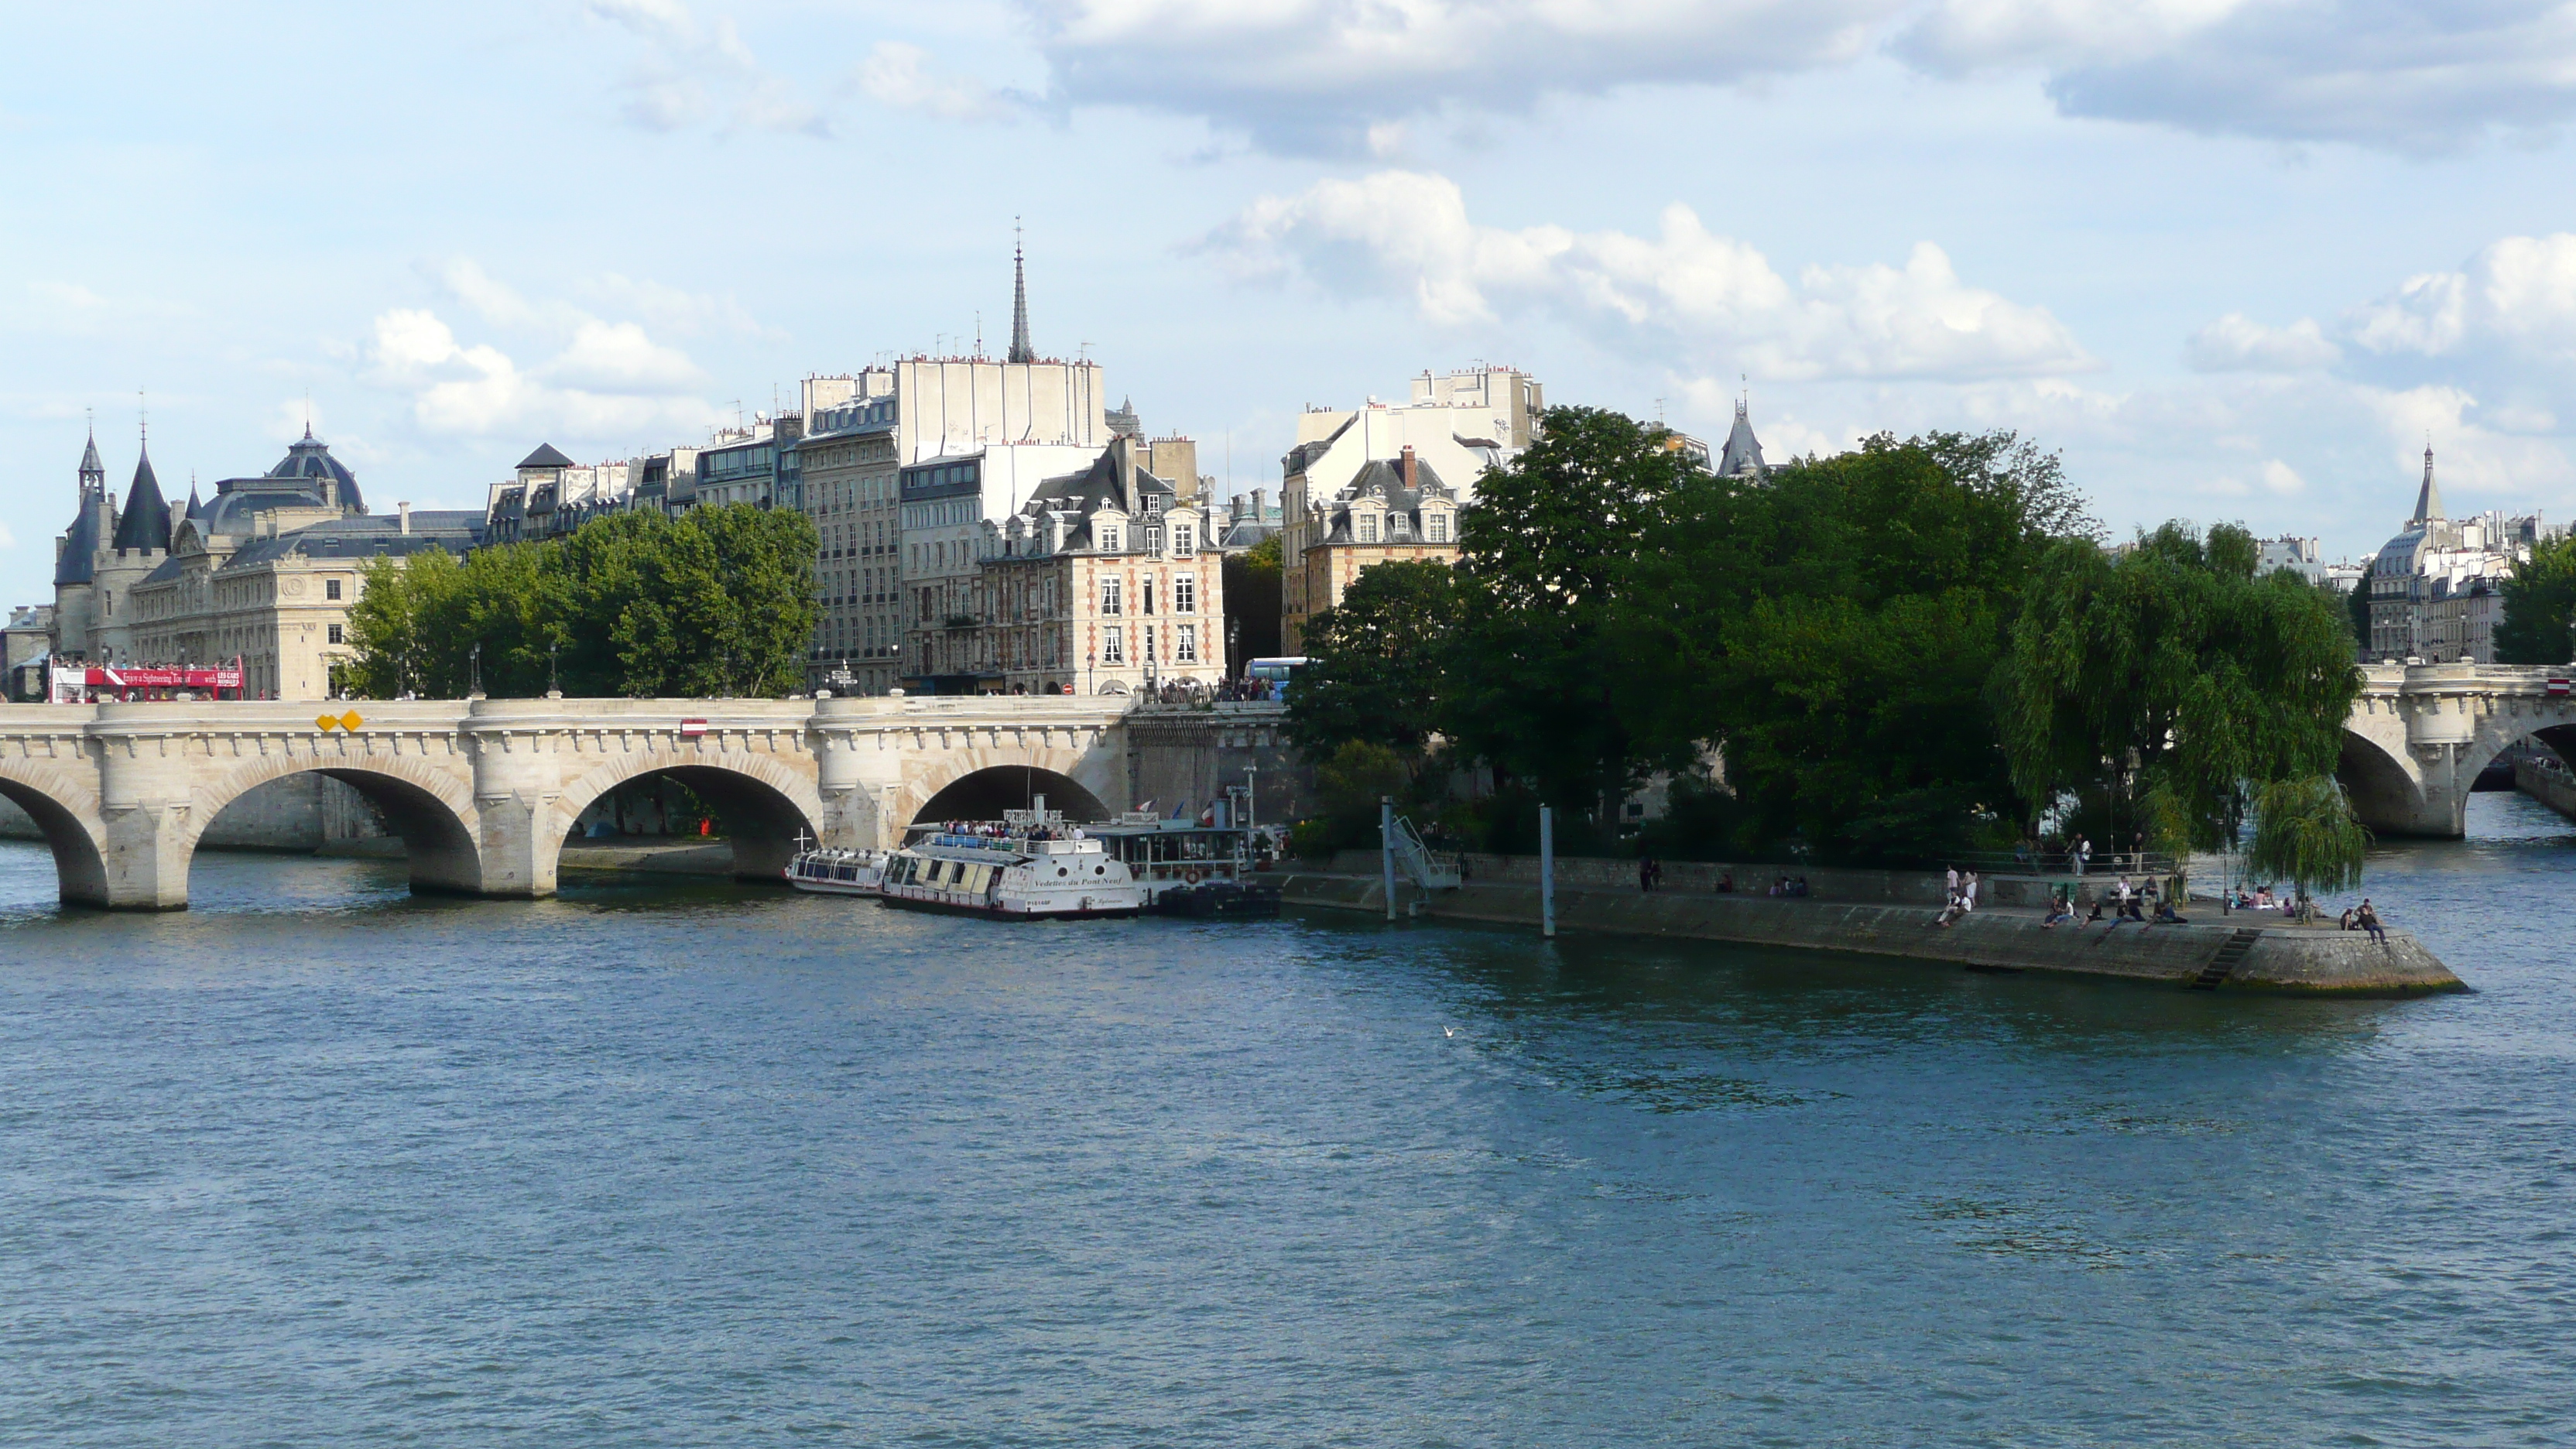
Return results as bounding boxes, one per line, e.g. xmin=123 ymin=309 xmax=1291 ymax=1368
xmin=1946 ymin=849 xmax=2183 ymax=877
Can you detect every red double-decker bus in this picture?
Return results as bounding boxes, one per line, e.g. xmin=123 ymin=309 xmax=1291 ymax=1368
xmin=50 ymin=662 xmax=248 ymax=703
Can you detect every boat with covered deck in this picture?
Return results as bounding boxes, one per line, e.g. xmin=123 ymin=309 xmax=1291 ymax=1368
xmin=1084 ymin=811 xmax=1281 ymax=917
xmin=877 ymin=805 xmax=1144 ymax=920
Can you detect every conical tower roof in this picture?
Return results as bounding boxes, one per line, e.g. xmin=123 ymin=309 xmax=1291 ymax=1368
xmin=55 ymin=429 xmax=109 ymax=586
xmin=111 ymin=446 xmax=172 ymax=553
xmin=2411 ymin=444 xmax=2444 ymax=525
xmin=1716 ymin=396 xmax=1768 ymax=480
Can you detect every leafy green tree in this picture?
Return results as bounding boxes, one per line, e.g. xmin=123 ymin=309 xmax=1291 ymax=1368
xmin=1443 ymin=406 xmax=1700 ymax=815
xmin=1617 ymin=430 xmax=2086 ymax=859
xmin=344 ymin=504 xmax=818 ymax=699
xmin=2346 ymin=575 xmax=2376 ymax=659
xmin=2496 ymin=533 xmax=2576 ymax=665
xmin=1994 ymin=522 xmax=2363 ymax=855
xmin=1222 ymin=532 xmax=1283 ymax=669
xmin=1286 ymin=559 xmax=1461 ymax=755
xmin=2245 ymin=776 xmax=2369 ymax=904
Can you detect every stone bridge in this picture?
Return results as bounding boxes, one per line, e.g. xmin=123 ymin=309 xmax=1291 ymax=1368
xmin=2342 ymin=663 xmax=2576 ymax=837
xmin=0 ymin=695 xmax=1151 ymax=909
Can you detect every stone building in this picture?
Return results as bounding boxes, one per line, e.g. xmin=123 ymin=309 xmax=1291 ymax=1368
xmin=49 ymin=424 xmax=483 ymax=700
xmin=1286 ymin=448 xmax=1464 ymax=653
xmin=1278 ymin=365 xmax=1543 ymax=653
xmin=4 ymin=604 xmax=53 ymax=701
xmin=2366 ymin=447 xmax=2560 ymax=663
xmin=974 ymin=437 xmax=1225 ymax=696
xmin=483 ymin=444 xmax=635 ymax=546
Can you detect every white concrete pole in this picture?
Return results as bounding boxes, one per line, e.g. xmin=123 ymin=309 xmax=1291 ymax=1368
xmin=1540 ymin=804 xmax=1555 ymax=938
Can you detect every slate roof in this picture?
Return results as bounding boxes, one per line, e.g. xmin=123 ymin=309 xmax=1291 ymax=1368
xmin=1716 ymin=400 xmax=1767 ymax=479
xmin=215 ymin=512 xmax=486 ymax=571
xmin=54 ymin=491 xmax=103 ymax=585
xmin=1317 ymin=456 xmax=1457 ymax=544
xmin=519 ymin=442 xmax=577 ymax=470
xmin=267 ymin=427 xmax=365 ymax=513
xmin=110 ymin=451 xmax=173 ymax=553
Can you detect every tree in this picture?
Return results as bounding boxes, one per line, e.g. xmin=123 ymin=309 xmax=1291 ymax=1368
xmin=343 ymin=504 xmax=819 ymax=699
xmin=2346 ymin=575 xmax=2375 ymax=658
xmin=1616 ymin=430 xmax=2087 ymax=859
xmin=1286 ymin=559 xmax=1461 ymax=755
xmin=1223 ymin=532 xmax=1283 ymax=669
xmin=1442 ymin=406 xmax=1701 ymax=814
xmin=1994 ymin=522 xmax=2363 ymax=855
xmin=2496 ymin=533 xmax=2576 ymax=665
xmin=2245 ymin=776 xmax=2369 ymax=905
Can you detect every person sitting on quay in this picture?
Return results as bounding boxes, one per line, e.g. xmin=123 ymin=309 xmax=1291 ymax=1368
xmin=2338 ymin=906 xmax=2357 ymax=931
xmin=2042 ymin=887 xmax=2077 ymax=927
xmin=1716 ymin=869 xmax=1733 ymax=894
xmin=2356 ymin=899 xmax=2388 ymax=943
xmin=2153 ymin=896 xmax=2187 ymax=924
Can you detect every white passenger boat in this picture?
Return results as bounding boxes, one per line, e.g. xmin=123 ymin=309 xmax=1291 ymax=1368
xmin=1085 ymin=812 xmax=1282 ymax=918
xmin=783 ymin=844 xmax=888 ymax=896
xmin=877 ymin=807 xmax=1144 ymax=920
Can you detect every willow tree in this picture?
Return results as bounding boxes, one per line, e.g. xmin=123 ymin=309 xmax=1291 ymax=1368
xmin=1993 ymin=522 xmax=2364 ymax=858
xmin=2245 ymin=776 xmax=2371 ymax=907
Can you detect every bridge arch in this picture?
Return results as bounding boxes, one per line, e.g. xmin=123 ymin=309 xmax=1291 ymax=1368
xmin=184 ymin=755 xmax=485 ymax=896
xmin=552 ymin=749 xmax=825 ymax=884
xmin=0 ymin=759 xmax=111 ymax=908
xmin=913 ymin=765 xmax=1109 ymax=827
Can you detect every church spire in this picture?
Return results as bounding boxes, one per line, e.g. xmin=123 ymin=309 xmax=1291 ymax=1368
xmin=1007 ymin=221 xmax=1035 ymax=365
xmin=2412 ymin=440 xmax=2444 ymax=525
xmin=111 ymin=414 xmax=172 ymax=553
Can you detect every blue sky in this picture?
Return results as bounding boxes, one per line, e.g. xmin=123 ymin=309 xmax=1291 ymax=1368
xmin=7 ymin=0 xmax=2576 ymax=608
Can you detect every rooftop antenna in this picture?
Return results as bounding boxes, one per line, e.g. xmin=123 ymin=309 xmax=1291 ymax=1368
xmin=138 ymin=388 xmax=147 ymax=448
xmin=1655 ymin=397 xmax=1666 ymax=425
xmin=975 ymin=310 xmax=983 ymax=358
xmin=1077 ymin=340 xmax=1093 ymax=363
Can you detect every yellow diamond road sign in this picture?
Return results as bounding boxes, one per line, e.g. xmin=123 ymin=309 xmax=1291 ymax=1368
xmin=341 ymin=711 xmax=364 ymax=732
xmin=315 ymin=714 xmax=339 ymax=732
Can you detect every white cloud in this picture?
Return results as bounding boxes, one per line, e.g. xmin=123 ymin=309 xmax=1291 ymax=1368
xmin=0 ymin=522 xmax=17 ymax=550
xmin=853 ymin=42 xmax=1026 ymax=122
xmin=999 ymin=0 xmax=2576 ymax=154
xmin=1209 ymin=170 xmax=2091 ymax=382
xmin=358 ymin=266 xmax=715 ymax=440
xmin=585 ymin=0 xmax=829 ymax=137
xmin=2187 ymin=313 xmax=2341 ymax=372
xmin=2348 ymin=234 xmax=2576 ymax=361
xmin=2261 ymin=457 xmax=2304 ymax=494
xmin=1022 ymin=0 xmax=1896 ymax=152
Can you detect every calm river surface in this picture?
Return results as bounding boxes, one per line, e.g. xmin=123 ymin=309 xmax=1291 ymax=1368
xmin=4 ymin=794 xmax=2574 ymax=1447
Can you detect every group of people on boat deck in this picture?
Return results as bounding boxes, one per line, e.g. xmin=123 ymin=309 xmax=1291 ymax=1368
xmin=930 ymin=819 xmax=1083 ymax=843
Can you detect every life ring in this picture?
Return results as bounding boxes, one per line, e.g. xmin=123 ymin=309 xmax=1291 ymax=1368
xmin=1183 ymin=868 xmax=1202 ymax=885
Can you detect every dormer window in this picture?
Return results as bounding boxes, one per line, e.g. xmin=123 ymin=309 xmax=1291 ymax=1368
xmin=1389 ymin=514 xmax=1411 ymax=539
xmin=1100 ymin=526 xmax=1121 ymax=553
xmin=1145 ymin=526 xmax=1162 ymax=554
xmin=1146 ymin=495 xmax=1164 ymax=516
xmin=1426 ymin=512 xmax=1449 ymax=543
xmin=1356 ymin=514 xmax=1378 ymax=544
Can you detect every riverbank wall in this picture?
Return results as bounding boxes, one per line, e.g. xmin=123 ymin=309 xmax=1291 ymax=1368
xmin=2516 ymin=757 xmax=2576 ymax=825
xmin=1324 ymin=850 xmax=2133 ymax=909
xmin=1280 ymin=873 xmax=2464 ymax=995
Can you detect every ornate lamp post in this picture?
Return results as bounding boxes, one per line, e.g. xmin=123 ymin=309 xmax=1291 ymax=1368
xmin=1087 ymin=647 xmax=1096 ymax=697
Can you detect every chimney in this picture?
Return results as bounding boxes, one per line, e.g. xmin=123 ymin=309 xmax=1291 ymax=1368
xmin=399 ymin=502 xmax=412 ymax=535
xmin=1400 ymin=445 xmax=1416 ymax=489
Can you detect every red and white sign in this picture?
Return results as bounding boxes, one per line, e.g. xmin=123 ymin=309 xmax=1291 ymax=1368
xmin=51 ymin=662 xmax=245 ymax=701
xmin=2550 ymin=678 xmax=2570 ymax=697
xmin=678 ymin=718 xmax=709 ymax=738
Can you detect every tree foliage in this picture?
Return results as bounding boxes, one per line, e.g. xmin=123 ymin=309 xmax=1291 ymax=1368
xmin=1285 ymin=559 xmax=1460 ymax=755
xmin=1993 ymin=522 xmax=2363 ymax=853
xmin=2496 ymin=533 xmax=2576 ymax=665
xmin=2245 ymin=776 xmax=2370 ymax=898
xmin=344 ymin=504 xmax=819 ymax=699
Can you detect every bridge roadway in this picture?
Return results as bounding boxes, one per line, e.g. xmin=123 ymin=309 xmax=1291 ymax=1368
xmin=0 ymin=695 xmax=1144 ymax=909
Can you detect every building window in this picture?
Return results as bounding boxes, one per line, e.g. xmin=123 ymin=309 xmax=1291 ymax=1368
xmin=1177 ymin=622 xmax=1197 ymax=663
xmin=326 ymin=578 xmax=342 ymax=601
xmin=1145 ymin=526 xmax=1161 ymax=554
xmin=1101 ymin=577 xmax=1122 ymax=615
xmin=1174 ymin=524 xmax=1193 ymax=554
xmin=1356 ymin=514 xmax=1378 ymax=543
xmin=327 ymin=624 xmax=343 ymax=644
xmin=1101 ymin=527 xmax=1121 ymax=553
xmin=1102 ymin=625 xmax=1125 ymax=663
xmin=1174 ymin=575 xmax=1196 ymax=614
xmin=1390 ymin=514 xmax=1411 ymax=538
xmin=1426 ymin=512 xmax=1448 ymax=543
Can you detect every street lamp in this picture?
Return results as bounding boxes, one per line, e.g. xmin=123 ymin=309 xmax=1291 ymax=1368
xmin=1087 ymin=647 xmax=1096 ymax=697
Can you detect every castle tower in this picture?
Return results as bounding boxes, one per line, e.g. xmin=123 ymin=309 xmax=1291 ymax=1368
xmin=91 ymin=427 xmax=173 ymax=663
xmin=48 ymin=423 xmax=116 ymax=663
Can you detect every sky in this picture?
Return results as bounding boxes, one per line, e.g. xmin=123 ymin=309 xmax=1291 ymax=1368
xmin=7 ymin=0 xmax=2576 ymax=608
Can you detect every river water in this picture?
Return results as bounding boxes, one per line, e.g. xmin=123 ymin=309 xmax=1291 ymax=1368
xmin=3 ymin=793 xmax=2573 ymax=1447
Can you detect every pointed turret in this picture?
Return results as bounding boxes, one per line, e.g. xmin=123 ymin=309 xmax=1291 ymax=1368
xmin=54 ymin=426 xmax=111 ymax=586
xmin=2411 ymin=443 xmax=2444 ymax=526
xmin=111 ymin=443 xmax=172 ymax=553
xmin=1716 ymin=395 xmax=1768 ymax=480
xmin=1007 ymin=230 xmax=1035 ymax=365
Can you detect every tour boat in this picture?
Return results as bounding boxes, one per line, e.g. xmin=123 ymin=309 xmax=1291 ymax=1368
xmin=1085 ymin=812 xmax=1282 ymax=918
xmin=784 ymin=844 xmax=888 ymax=896
xmin=876 ymin=807 xmax=1144 ymax=920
